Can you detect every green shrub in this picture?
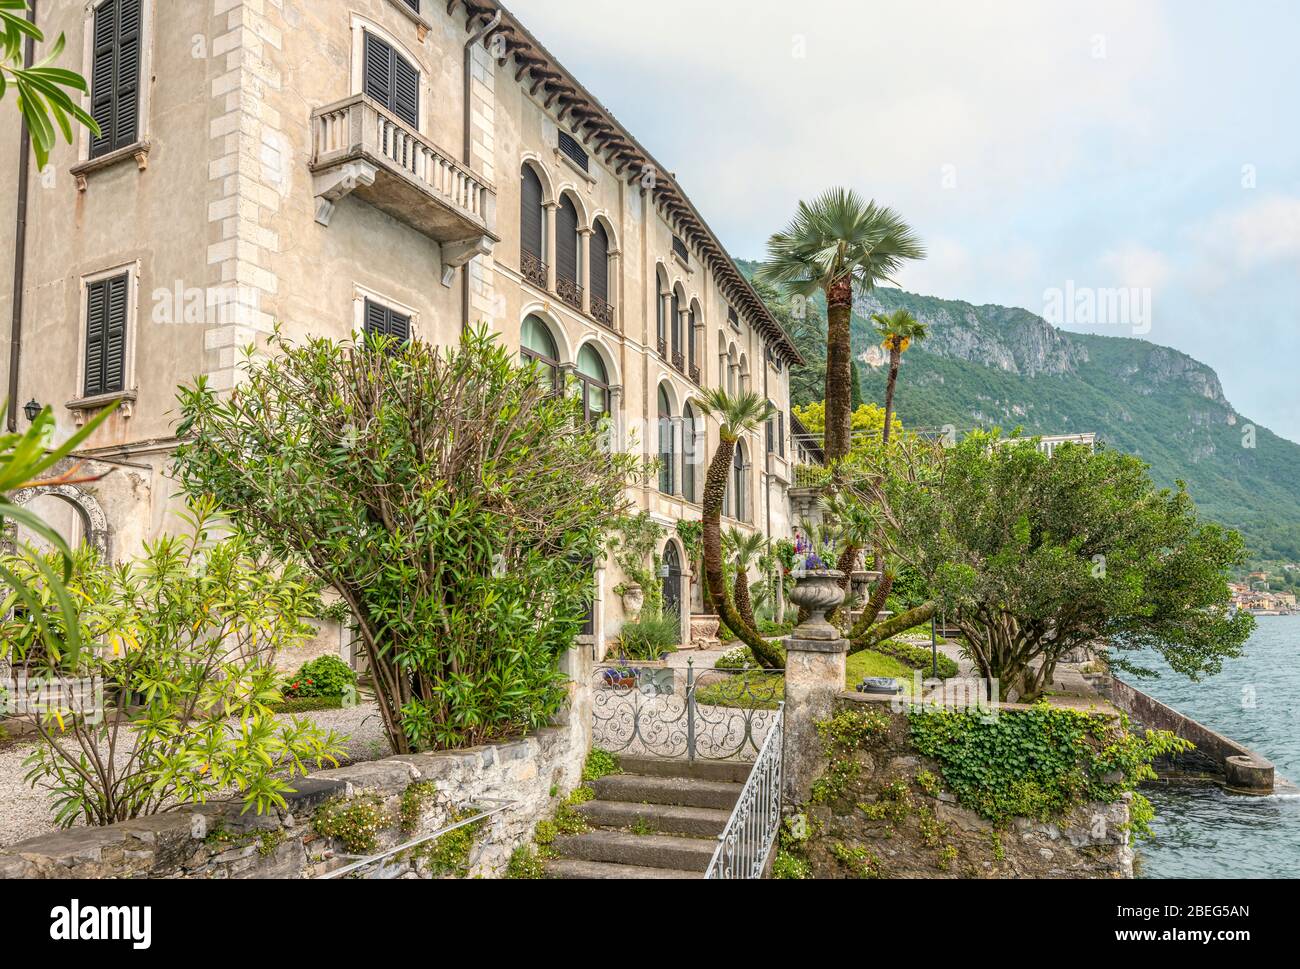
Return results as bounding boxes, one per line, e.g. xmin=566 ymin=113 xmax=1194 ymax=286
xmin=266 ymin=696 xmax=345 ymax=715
xmin=615 ymin=611 xmax=680 ymax=661
xmin=176 ymin=327 xmax=636 ymax=755
xmin=1 ymin=499 xmax=344 ymax=828
xmin=875 ymin=639 xmax=959 ymax=679
xmin=283 ymin=654 xmax=357 ymax=700
xmin=417 ymin=810 xmax=483 ymax=878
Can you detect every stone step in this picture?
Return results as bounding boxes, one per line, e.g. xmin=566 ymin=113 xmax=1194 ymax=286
xmin=552 ymin=830 xmax=718 ymax=872
xmin=544 ymin=859 xmax=703 ymax=880
xmin=591 ymin=773 xmax=743 ymax=810
xmin=577 ymin=799 xmax=732 ymax=838
xmin=615 ymin=756 xmax=753 ymax=785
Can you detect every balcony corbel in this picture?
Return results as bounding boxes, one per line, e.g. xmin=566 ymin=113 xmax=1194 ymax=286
xmin=313 ymin=161 xmax=378 ymax=227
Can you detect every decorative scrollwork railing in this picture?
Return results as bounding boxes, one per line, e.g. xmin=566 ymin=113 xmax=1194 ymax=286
xmin=590 ymin=293 xmax=616 ymax=330
xmin=557 ymin=276 xmax=583 ymax=311
xmin=705 ymin=705 xmax=783 ymax=879
xmin=591 ymin=659 xmax=782 ymax=762
xmin=521 ymin=248 xmax=547 ymax=289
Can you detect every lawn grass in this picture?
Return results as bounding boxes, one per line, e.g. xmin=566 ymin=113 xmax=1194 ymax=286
xmin=693 ymin=650 xmax=916 ymax=710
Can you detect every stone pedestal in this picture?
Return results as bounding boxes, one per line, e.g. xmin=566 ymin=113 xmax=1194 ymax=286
xmin=781 ymin=570 xmax=850 ymax=803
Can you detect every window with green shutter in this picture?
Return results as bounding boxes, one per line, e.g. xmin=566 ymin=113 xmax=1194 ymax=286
xmin=89 ymin=0 xmax=143 ymax=159
xmin=363 ymin=31 xmax=420 ymax=129
xmin=84 ymin=273 xmax=129 ymax=397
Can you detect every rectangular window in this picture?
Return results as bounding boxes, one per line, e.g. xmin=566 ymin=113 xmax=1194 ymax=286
xmin=363 ymin=32 xmax=419 ymax=128
xmin=767 ymin=401 xmax=777 ymax=454
xmin=363 ymin=298 xmax=412 ymax=346
xmin=728 ymin=306 xmax=740 ymax=330
xmin=89 ymin=0 xmax=143 ymax=159
xmin=84 ymin=273 xmax=129 ymax=397
xmin=558 ymin=131 xmax=589 ymax=173
xmin=401 ymin=0 xmax=421 ymax=12
xmin=672 ymin=236 xmax=689 ymax=265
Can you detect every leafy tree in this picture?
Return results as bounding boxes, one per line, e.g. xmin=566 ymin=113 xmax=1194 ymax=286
xmin=757 ymin=189 xmax=924 ymax=464
xmin=852 ymin=432 xmax=1255 ymax=701
xmin=870 ymin=309 xmax=928 ymax=446
xmin=175 ymin=328 xmax=636 ymax=754
xmin=1 ymin=498 xmax=344 ymax=827
xmin=695 ymin=389 xmax=783 ymax=669
xmin=2 ymin=0 xmax=99 ymax=169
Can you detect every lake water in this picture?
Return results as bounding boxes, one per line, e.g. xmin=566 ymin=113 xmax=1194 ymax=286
xmin=1133 ymin=615 xmax=1300 ymax=879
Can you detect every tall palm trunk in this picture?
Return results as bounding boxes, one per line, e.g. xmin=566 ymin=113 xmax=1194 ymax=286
xmin=824 ymin=276 xmax=855 ymax=463
xmin=734 ymin=563 xmax=756 ymax=631
xmin=703 ymin=440 xmax=784 ymax=669
xmin=882 ymin=347 xmax=901 ymax=447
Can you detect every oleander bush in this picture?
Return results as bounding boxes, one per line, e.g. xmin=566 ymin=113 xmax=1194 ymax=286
xmin=176 ymin=327 xmax=637 ymax=755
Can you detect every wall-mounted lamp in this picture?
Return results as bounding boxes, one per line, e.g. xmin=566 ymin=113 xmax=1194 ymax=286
xmin=23 ymin=399 xmax=41 ymax=423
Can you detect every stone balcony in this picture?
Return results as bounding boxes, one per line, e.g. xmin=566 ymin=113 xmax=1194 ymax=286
xmin=309 ymin=96 xmax=498 ymax=284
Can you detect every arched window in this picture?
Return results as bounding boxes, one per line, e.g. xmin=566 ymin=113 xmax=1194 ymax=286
xmin=682 ymin=402 xmax=698 ymax=503
xmin=521 ymin=315 xmax=560 ymax=392
xmin=655 ymin=270 xmax=669 ymax=356
xmin=658 ymin=385 xmax=675 ymax=495
xmin=671 ymin=290 xmax=683 ymax=368
xmin=556 ymin=195 xmax=581 ymax=307
xmin=687 ymin=304 xmax=698 ymax=378
xmin=590 ymin=222 xmax=610 ymax=304
xmin=732 ymin=442 xmax=746 ymax=522
xmin=727 ymin=346 xmax=737 ymax=394
xmin=576 ymin=344 xmax=610 ymax=423
xmin=520 ymin=166 xmax=546 ymax=286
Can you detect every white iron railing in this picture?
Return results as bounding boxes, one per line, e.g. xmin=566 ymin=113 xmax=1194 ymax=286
xmin=704 ymin=704 xmax=783 ymax=879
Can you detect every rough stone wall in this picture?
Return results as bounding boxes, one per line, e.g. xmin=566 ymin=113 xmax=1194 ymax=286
xmin=0 ymin=649 xmax=593 ymax=880
xmin=792 ymin=693 xmax=1133 ymax=880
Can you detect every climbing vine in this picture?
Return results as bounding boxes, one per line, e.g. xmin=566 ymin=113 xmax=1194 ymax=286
xmin=610 ymin=512 xmax=666 ymax=614
xmin=908 ymin=705 xmax=1190 ymax=835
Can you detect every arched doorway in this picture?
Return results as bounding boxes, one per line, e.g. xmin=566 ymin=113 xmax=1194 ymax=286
xmin=661 ymin=541 xmax=683 ymax=645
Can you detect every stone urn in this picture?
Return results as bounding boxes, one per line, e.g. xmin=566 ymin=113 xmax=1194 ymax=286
xmin=620 ymin=584 xmax=645 ymax=622
xmin=788 ymin=569 xmax=847 ymax=642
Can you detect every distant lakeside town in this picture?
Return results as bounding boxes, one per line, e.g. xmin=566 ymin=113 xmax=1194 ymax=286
xmin=1230 ymin=566 xmax=1300 ymax=615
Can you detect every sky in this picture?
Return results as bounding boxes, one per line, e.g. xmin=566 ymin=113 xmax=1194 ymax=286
xmin=506 ymin=0 xmax=1300 ymax=443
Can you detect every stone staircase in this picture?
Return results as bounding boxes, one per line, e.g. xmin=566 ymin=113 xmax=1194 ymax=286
xmin=545 ymin=757 xmax=748 ymax=879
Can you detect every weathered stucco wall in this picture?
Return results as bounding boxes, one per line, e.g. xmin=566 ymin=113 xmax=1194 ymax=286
xmin=0 ymin=648 xmax=592 ymax=880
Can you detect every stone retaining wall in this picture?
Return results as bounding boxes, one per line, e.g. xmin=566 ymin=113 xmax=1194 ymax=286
xmin=791 ymin=692 xmax=1134 ymax=879
xmin=0 ymin=650 xmax=592 ymax=880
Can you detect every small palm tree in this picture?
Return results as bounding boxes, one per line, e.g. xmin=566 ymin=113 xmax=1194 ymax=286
xmin=872 ymin=309 xmax=928 ymax=446
xmin=695 ymin=389 xmax=783 ymax=668
xmin=757 ymin=189 xmax=924 ymax=463
xmin=724 ymin=527 xmax=767 ymax=632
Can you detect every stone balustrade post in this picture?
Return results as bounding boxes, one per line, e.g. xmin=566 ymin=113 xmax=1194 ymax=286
xmin=782 ymin=570 xmax=849 ymax=802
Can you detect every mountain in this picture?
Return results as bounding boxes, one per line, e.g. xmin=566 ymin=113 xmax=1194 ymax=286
xmin=736 ymin=260 xmax=1300 ymax=561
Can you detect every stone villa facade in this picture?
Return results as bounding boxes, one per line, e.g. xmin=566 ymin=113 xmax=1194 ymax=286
xmin=0 ymin=0 xmax=806 ymax=655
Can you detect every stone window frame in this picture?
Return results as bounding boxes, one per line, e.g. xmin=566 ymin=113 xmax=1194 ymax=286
xmin=351 ymin=283 xmax=422 ymax=345
xmin=348 ymin=14 xmax=429 ymax=137
xmin=70 ymin=0 xmax=156 ymax=188
xmin=68 ymin=259 xmax=142 ymax=422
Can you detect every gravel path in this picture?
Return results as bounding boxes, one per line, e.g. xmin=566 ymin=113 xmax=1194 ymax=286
xmin=0 ymin=703 xmax=392 ymax=850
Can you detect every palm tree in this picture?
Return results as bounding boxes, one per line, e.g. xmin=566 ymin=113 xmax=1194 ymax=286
xmin=724 ymin=527 xmax=767 ymax=632
xmin=872 ymin=309 xmax=928 ymax=446
xmin=695 ymin=389 xmax=783 ymax=669
xmin=757 ymin=189 xmax=924 ymax=464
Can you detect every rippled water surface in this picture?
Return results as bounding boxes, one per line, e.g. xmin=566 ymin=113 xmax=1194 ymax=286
xmin=1134 ymin=615 xmax=1300 ymax=879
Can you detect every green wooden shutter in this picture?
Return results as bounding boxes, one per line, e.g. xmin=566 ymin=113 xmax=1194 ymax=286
xmin=90 ymin=0 xmax=142 ymax=159
xmin=84 ymin=274 xmax=129 ymax=397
